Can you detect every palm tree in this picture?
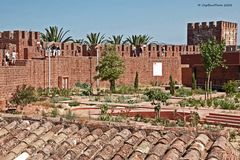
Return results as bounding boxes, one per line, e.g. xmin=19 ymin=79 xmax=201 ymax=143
xmin=107 ymin=35 xmax=124 ymax=45
xmin=74 ymin=38 xmax=85 ymax=44
xmin=85 ymin=32 xmax=105 ymax=46
xmin=124 ymin=34 xmax=153 ymax=46
xmin=41 ymin=26 xmax=73 ymax=43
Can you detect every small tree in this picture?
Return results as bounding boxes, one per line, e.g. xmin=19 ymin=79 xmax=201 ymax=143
xmin=144 ymin=89 xmax=169 ymax=119
xmin=134 ymin=72 xmax=139 ymax=90
xmin=189 ymin=111 xmax=200 ymax=127
xmin=154 ymin=104 xmax=161 ymax=119
xmin=169 ymin=75 xmax=175 ymax=96
xmin=95 ymin=45 xmax=125 ymax=92
xmin=192 ymin=72 xmax=197 ymax=90
xmin=200 ymin=39 xmax=225 ymax=100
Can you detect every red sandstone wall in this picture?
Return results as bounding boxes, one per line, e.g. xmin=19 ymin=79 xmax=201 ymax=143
xmin=0 ymin=54 xmax=182 ymax=99
xmin=0 ymin=31 xmax=184 ymax=100
xmin=181 ymin=52 xmax=240 ymax=87
xmin=182 ymin=68 xmax=192 ymax=87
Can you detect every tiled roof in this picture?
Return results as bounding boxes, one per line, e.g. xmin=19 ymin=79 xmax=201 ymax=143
xmin=0 ymin=117 xmax=238 ymax=160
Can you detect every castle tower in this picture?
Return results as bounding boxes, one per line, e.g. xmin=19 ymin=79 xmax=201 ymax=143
xmin=187 ymin=21 xmax=238 ymax=51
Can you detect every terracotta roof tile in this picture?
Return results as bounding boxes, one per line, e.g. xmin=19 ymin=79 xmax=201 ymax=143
xmin=148 ymin=142 xmax=168 ymax=157
xmin=207 ymin=136 xmax=239 ymax=160
xmin=162 ymin=148 xmax=180 ymax=160
xmin=136 ymin=140 xmax=152 ymax=154
xmin=112 ymin=154 xmax=125 ymax=160
xmin=158 ymin=131 xmax=177 ymax=144
xmin=183 ymin=149 xmax=200 ymax=160
xmin=115 ymin=143 xmax=133 ymax=159
xmin=0 ymin=118 xmax=238 ymax=160
xmin=129 ymin=151 xmax=146 ymax=160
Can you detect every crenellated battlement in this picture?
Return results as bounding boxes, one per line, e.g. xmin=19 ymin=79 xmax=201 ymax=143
xmin=188 ymin=21 xmax=237 ymax=30
xmin=0 ymin=30 xmax=201 ymax=60
xmin=0 ymin=30 xmax=40 ymax=41
xmin=187 ymin=21 xmax=238 ymax=48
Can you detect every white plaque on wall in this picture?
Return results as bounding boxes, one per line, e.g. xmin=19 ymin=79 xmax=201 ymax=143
xmin=153 ymin=62 xmax=162 ymax=76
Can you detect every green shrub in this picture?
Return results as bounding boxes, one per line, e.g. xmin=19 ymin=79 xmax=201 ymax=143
xmin=51 ymin=108 xmax=59 ymax=117
xmin=99 ymin=114 xmax=110 ymax=121
xmin=75 ymin=82 xmax=92 ymax=96
xmin=51 ymin=97 xmax=72 ymax=103
xmin=115 ymin=85 xmax=135 ymax=94
xmin=144 ymin=89 xmax=169 ymax=104
xmin=229 ymin=130 xmax=237 ymax=141
xmin=175 ymin=87 xmax=192 ymax=97
xmin=51 ymin=87 xmax=60 ymax=97
xmin=179 ymin=100 xmax=190 ymax=107
xmin=112 ymin=115 xmax=125 ymax=122
xmin=116 ymin=95 xmax=128 ymax=103
xmin=68 ymin=101 xmax=80 ymax=107
xmin=213 ymin=99 xmax=220 ymax=108
xmin=217 ymin=99 xmax=237 ymax=110
xmin=153 ymin=118 xmax=170 ymax=126
xmin=59 ymin=88 xmax=72 ymax=97
xmin=99 ymin=104 xmax=110 ymax=121
xmin=100 ymin=104 xmax=109 ymax=114
xmin=65 ymin=109 xmax=76 ymax=120
xmin=178 ymin=98 xmax=205 ymax=108
xmin=10 ymin=85 xmax=38 ymax=106
xmin=37 ymin=87 xmax=49 ymax=97
xmin=223 ymin=80 xmax=238 ymax=95
xmin=134 ymin=113 xmax=143 ymax=122
xmin=127 ymin=99 xmax=135 ymax=104
xmin=207 ymin=99 xmax=213 ymax=107
xmin=103 ymin=96 xmax=112 ymax=103
xmin=176 ymin=119 xmax=185 ymax=127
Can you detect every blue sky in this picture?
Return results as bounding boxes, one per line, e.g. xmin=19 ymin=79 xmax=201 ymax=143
xmin=0 ymin=0 xmax=239 ymax=44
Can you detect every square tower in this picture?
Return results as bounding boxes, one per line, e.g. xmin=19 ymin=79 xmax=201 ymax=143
xmin=187 ymin=21 xmax=238 ymax=51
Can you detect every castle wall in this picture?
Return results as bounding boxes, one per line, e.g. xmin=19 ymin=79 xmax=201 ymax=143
xmin=0 ymin=56 xmax=182 ymax=99
xmin=181 ymin=51 xmax=240 ymax=88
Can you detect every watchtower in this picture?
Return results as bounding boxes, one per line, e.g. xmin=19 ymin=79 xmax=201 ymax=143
xmin=187 ymin=21 xmax=238 ymax=51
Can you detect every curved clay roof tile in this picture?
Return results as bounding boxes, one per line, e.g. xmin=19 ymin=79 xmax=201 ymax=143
xmin=103 ymin=128 xmax=118 ymax=140
xmin=195 ymin=134 xmax=210 ymax=146
xmin=53 ymin=133 xmax=68 ymax=144
xmin=149 ymin=143 xmax=168 ymax=157
xmin=159 ymin=132 xmax=177 ymax=145
xmin=183 ymin=149 xmax=201 ymax=160
xmin=40 ymin=131 xmax=55 ymax=142
xmin=91 ymin=128 xmax=103 ymax=137
xmin=4 ymin=121 xmax=18 ymax=131
xmin=117 ymin=128 xmax=132 ymax=140
xmin=170 ymin=139 xmax=186 ymax=153
xmin=115 ymin=143 xmax=133 ymax=159
xmin=28 ymin=122 xmax=41 ymax=131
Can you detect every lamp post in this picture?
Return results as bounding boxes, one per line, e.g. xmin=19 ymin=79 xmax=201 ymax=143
xmin=46 ymin=43 xmax=51 ymax=94
xmin=89 ymin=56 xmax=92 ymax=88
xmin=95 ymin=45 xmax=100 ymax=90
